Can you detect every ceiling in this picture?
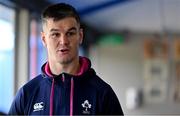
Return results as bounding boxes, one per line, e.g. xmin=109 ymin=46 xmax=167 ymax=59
xmin=46 ymin=0 xmax=180 ymax=33
xmin=3 ymin=0 xmax=180 ymax=33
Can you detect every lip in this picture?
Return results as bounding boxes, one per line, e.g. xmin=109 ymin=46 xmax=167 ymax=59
xmin=57 ymin=48 xmax=70 ymax=55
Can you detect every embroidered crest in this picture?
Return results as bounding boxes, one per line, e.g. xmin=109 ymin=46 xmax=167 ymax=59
xmin=81 ymin=100 xmax=91 ymax=114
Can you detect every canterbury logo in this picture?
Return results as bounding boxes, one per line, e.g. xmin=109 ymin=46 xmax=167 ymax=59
xmin=33 ymin=102 xmax=44 ymax=112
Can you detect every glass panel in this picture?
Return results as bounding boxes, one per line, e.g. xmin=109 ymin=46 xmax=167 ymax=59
xmin=0 ymin=4 xmax=15 ymax=113
xmin=29 ymin=19 xmax=46 ymax=79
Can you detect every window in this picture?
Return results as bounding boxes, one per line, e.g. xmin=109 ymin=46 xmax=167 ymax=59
xmin=0 ymin=4 xmax=15 ymax=113
xmin=29 ymin=19 xmax=46 ymax=79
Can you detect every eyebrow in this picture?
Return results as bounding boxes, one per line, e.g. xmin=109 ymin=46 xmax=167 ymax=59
xmin=67 ymin=27 xmax=77 ymax=32
xmin=50 ymin=28 xmax=59 ymax=32
xmin=50 ymin=27 xmax=77 ymax=32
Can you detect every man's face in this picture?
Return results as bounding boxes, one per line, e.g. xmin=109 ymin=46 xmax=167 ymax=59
xmin=41 ymin=17 xmax=83 ymax=65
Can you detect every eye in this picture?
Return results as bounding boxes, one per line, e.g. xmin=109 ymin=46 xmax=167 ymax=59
xmin=66 ymin=31 xmax=76 ymax=37
xmin=51 ymin=32 xmax=60 ymax=39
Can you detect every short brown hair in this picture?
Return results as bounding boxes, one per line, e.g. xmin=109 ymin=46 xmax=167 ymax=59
xmin=41 ymin=3 xmax=81 ymax=26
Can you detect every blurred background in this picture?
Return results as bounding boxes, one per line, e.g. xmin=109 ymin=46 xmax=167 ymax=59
xmin=0 ymin=0 xmax=180 ymax=115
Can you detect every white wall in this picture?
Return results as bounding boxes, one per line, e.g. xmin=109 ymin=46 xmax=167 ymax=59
xmin=15 ymin=8 xmax=30 ymax=92
xmin=89 ymin=34 xmax=180 ymax=115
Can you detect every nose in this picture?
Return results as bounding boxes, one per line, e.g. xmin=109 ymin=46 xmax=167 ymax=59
xmin=60 ymin=35 xmax=69 ymax=45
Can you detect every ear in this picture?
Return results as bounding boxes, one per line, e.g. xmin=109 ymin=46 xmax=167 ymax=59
xmin=79 ymin=28 xmax=83 ymax=44
xmin=41 ymin=31 xmax=47 ymax=48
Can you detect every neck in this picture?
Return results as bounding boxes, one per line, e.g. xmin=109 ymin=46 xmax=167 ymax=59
xmin=49 ymin=57 xmax=80 ymax=75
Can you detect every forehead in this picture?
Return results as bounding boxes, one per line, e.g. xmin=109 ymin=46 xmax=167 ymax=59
xmin=45 ymin=17 xmax=79 ymax=31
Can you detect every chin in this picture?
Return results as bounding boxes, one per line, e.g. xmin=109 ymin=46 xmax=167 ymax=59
xmin=59 ymin=57 xmax=73 ymax=65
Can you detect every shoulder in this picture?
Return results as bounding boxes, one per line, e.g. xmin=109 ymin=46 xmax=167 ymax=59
xmin=87 ymin=68 xmax=112 ymax=92
xmin=87 ymin=68 xmax=121 ymax=105
xmin=88 ymin=69 xmax=124 ymax=115
xmin=21 ymin=74 xmax=45 ymax=96
xmin=23 ymin=74 xmax=44 ymax=90
xmin=18 ymin=75 xmax=44 ymax=105
xmin=8 ymin=75 xmax=44 ymax=115
xmin=14 ymin=74 xmax=45 ymax=101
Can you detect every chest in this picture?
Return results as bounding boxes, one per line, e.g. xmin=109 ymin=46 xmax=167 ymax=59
xmin=25 ymin=81 xmax=100 ymax=115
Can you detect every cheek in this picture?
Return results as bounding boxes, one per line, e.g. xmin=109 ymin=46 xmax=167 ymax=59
xmin=46 ymin=41 xmax=56 ymax=52
xmin=47 ymin=39 xmax=58 ymax=47
xmin=73 ymin=41 xmax=80 ymax=48
xmin=71 ymin=42 xmax=79 ymax=53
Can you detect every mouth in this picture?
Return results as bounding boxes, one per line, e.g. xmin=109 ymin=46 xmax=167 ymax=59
xmin=58 ymin=48 xmax=70 ymax=55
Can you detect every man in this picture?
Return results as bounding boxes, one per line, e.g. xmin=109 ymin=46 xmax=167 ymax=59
xmin=9 ymin=3 xmax=124 ymax=115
